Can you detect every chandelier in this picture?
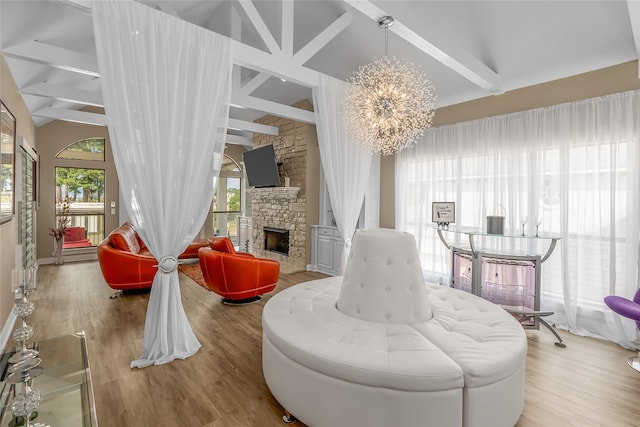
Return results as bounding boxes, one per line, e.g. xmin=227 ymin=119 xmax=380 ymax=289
xmin=343 ymin=16 xmax=437 ymax=156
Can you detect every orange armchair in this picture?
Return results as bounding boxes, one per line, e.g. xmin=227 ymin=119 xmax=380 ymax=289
xmin=97 ymin=222 xmax=210 ymax=291
xmin=97 ymin=222 xmax=157 ymax=291
xmin=198 ymin=237 xmax=280 ymax=304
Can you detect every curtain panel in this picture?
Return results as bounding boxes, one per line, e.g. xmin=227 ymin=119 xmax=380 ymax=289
xmin=396 ymin=90 xmax=640 ymax=348
xmin=313 ymin=75 xmax=373 ymax=272
xmin=93 ymin=0 xmax=232 ymax=367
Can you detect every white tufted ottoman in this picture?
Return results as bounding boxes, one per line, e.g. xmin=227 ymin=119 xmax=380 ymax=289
xmin=262 ymin=229 xmax=527 ymax=427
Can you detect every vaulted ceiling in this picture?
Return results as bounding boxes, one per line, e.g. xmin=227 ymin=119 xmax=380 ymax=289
xmin=1 ymin=0 xmax=639 ymax=145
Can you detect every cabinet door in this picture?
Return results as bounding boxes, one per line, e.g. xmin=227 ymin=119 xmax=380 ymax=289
xmin=333 ymin=235 xmax=343 ymax=274
xmin=317 ymin=234 xmax=334 ymax=271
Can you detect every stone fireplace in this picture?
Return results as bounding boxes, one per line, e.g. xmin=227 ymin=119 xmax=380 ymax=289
xmin=248 ymin=100 xmax=317 ymax=274
xmin=248 ymin=186 xmax=305 ymax=273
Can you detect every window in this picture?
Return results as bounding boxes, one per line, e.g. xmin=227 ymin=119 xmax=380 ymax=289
xmin=211 ymin=155 xmax=242 ymax=244
xmin=56 ymin=138 xmax=105 ymax=161
xmin=55 ymin=138 xmax=107 ymax=249
xmin=396 ymin=90 xmax=640 ymax=348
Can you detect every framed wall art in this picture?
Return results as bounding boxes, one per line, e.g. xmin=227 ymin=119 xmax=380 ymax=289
xmin=1 ymin=100 xmax=16 ymax=224
xmin=432 ymin=202 xmax=455 ymax=226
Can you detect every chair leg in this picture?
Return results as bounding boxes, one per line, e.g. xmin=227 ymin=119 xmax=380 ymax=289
xmin=539 ymin=318 xmax=566 ymax=348
xmin=282 ymin=410 xmax=296 ymax=424
xmin=628 ymin=351 xmax=640 ymax=373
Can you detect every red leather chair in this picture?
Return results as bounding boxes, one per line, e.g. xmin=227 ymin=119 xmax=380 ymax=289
xmin=97 ymin=222 xmax=157 ymax=291
xmin=97 ymin=222 xmax=210 ymax=291
xmin=198 ymin=237 xmax=280 ymax=304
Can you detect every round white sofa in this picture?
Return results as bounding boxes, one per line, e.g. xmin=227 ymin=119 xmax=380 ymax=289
xmin=262 ymin=229 xmax=527 ymax=427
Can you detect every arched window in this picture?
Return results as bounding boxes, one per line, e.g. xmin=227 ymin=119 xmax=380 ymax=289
xmin=56 ymin=137 xmax=105 ymax=161
xmin=55 ymin=138 xmax=106 ymax=250
xmin=211 ymin=154 xmax=242 ymax=243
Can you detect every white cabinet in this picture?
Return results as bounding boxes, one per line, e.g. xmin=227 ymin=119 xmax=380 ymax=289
xmin=309 ymin=225 xmax=343 ymax=276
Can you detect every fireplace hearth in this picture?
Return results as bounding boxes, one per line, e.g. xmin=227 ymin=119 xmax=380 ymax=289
xmin=264 ymin=227 xmax=290 ymax=256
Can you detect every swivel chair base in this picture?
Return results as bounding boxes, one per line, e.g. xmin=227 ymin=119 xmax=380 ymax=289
xmin=221 ymin=296 xmax=262 ymax=305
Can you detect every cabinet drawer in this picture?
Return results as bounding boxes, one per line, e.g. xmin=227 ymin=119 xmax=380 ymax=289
xmin=317 ymin=227 xmax=335 ymax=237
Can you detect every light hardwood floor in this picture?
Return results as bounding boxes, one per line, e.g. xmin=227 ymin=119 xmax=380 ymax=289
xmin=21 ymin=261 xmax=640 ymax=426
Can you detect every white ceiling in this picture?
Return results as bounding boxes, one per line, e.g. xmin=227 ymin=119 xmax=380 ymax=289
xmin=1 ymin=0 xmax=639 ymax=140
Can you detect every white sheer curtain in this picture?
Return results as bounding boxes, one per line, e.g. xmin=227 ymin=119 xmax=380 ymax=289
xmin=397 ymin=90 xmax=640 ymax=348
xmin=313 ymin=75 xmax=373 ymax=272
xmin=92 ymin=0 xmax=232 ymax=367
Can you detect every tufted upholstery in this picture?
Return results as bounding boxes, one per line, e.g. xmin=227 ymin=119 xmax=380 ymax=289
xmin=264 ymin=279 xmax=463 ymax=392
xmin=262 ymin=228 xmax=527 ymax=427
xmin=338 ymin=228 xmax=432 ymax=324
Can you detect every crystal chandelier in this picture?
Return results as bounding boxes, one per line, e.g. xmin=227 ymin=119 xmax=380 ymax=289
xmin=344 ymin=16 xmax=437 ymax=156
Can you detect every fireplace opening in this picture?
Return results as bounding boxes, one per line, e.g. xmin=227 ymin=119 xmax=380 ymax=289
xmin=264 ymin=227 xmax=290 ymax=256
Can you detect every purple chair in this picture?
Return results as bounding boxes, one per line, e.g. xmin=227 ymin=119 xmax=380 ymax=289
xmin=604 ymin=289 xmax=640 ymax=372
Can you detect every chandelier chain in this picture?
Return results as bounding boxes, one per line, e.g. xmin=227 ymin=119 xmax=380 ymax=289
xmin=385 ymin=26 xmax=388 ymax=56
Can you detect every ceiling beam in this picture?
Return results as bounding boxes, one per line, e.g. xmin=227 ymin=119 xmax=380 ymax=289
xmin=225 ymin=134 xmax=253 ymax=147
xmin=2 ymin=41 xmax=100 ymax=77
xmin=239 ymin=73 xmax=272 ymax=96
xmin=155 ymin=3 xmax=180 ymax=17
xmin=33 ymin=0 xmax=324 ymax=87
xmin=282 ymin=0 xmax=294 ymax=57
xmin=228 ymin=118 xmax=279 ymax=135
xmin=235 ymin=0 xmax=281 ymax=55
xmin=231 ymin=6 xmax=243 ymax=91
xmin=30 ymin=3 xmax=322 ymax=88
xmin=344 ymin=0 xmax=502 ymax=94
xmin=21 ymin=82 xmax=103 ymax=107
xmin=627 ymin=0 xmax=640 ymax=78
xmin=293 ymin=12 xmax=352 ymax=66
xmin=52 ymin=0 xmax=92 ymax=13
xmin=231 ymin=95 xmax=315 ymax=124
xmin=33 ymin=107 xmax=106 ymax=126
xmin=18 ymin=2 xmax=324 ymax=126
xmin=232 ymin=40 xmax=319 ymax=88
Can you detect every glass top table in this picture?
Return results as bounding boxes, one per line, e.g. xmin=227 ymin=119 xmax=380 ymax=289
xmin=0 ymin=332 xmax=97 ymax=426
xmin=433 ymin=225 xmax=561 ymax=262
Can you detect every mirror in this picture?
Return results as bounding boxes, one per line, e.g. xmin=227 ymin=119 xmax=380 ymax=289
xmin=0 ymin=100 xmax=16 ymax=224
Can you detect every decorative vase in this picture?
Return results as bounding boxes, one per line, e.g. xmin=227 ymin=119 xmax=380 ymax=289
xmin=52 ymin=237 xmax=64 ymax=265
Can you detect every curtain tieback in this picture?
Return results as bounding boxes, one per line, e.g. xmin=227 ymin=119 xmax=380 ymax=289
xmin=157 ymin=255 xmax=178 ymax=274
xmin=344 ymin=239 xmax=352 ymax=249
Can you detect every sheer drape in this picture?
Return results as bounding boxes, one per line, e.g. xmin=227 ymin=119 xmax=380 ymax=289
xmin=93 ymin=0 xmax=232 ymax=367
xmin=313 ymin=75 xmax=373 ymax=272
xmin=397 ymin=91 xmax=640 ymax=348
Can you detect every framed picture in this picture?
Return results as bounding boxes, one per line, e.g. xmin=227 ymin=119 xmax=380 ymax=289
xmin=0 ymin=101 xmax=16 ymax=225
xmin=432 ymin=202 xmax=455 ymax=225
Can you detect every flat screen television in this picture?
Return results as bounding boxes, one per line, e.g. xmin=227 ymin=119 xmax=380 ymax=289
xmin=243 ymin=144 xmax=281 ymax=188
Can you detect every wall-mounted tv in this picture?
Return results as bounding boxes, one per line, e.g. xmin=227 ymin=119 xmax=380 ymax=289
xmin=243 ymin=144 xmax=281 ymax=188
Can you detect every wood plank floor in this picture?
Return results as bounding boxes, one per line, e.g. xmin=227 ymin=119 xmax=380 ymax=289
xmin=21 ymin=261 xmax=640 ymax=426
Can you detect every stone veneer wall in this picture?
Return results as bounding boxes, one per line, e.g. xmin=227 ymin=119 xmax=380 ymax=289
xmin=250 ymin=99 xmax=314 ymax=274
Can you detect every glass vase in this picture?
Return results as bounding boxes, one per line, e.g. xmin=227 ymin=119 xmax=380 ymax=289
xmin=52 ymin=237 xmax=64 ymax=265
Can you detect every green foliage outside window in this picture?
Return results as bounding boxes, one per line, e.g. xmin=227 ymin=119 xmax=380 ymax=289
xmin=56 ymin=167 xmax=105 ymax=202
